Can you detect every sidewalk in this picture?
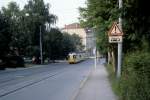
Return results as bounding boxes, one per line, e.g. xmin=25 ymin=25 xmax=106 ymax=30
xmin=74 ymin=61 xmax=117 ymax=100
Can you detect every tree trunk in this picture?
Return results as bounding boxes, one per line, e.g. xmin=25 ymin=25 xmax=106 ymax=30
xmin=107 ymin=51 xmax=111 ymax=64
xmin=111 ymin=48 xmax=118 ymax=74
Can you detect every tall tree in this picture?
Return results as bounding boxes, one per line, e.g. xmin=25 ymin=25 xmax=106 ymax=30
xmin=79 ymin=0 xmax=118 ymax=52
xmin=23 ymin=0 xmax=57 ymax=59
xmin=0 ymin=12 xmax=11 ymax=58
xmin=79 ymin=0 xmax=118 ymax=66
xmin=61 ymin=33 xmax=76 ymax=57
xmin=122 ymin=0 xmax=150 ymax=52
xmin=1 ymin=2 xmax=30 ymax=56
xmin=24 ymin=0 xmax=57 ymax=46
xmin=44 ymin=28 xmax=63 ymax=61
xmin=71 ymin=34 xmax=84 ymax=51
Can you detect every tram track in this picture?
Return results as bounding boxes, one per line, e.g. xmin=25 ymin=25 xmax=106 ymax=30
xmin=0 ymin=63 xmax=70 ymax=97
xmin=0 ymin=70 xmax=64 ymax=97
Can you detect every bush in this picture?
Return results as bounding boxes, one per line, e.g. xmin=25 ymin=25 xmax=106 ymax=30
xmin=120 ymin=52 xmax=150 ymax=100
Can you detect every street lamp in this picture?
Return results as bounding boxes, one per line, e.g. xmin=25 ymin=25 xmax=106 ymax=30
xmin=39 ymin=25 xmax=43 ymax=64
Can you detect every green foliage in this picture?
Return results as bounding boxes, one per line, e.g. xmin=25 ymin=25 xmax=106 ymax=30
xmin=71 ymin=34 xmax=84 ymax=51
xmin=0 ymin=0 xmax=58 ymax=58
xmin=79 ymin=0 xmax=119 ymax=55
xmin=120 ymin=52 xmax=150 ymax=100
xmin=122 ymin=0 xmax=150 ymax=53
xmin=44 ymin=28 xmax=63 ymax=60
xmin=1 ymin=2 xmax=20 ymax=18
xmin=79 ymin=0 xmax=118 ymax=28
xmin=1 ymin=2 xmax=31 ymax=56
xmin=96 ymin=28 xmax=108 ymax=54
xmin=106 ymin=64 xmax=122 ymax=98
xmin=61 ymin=33 xmax=76 ymax=57
xmin=22 ymin=0 xmax=58 ymax=59
xmin=0 ymin=12 xmax=11 ymax=57
xmin=0 ymin=0 xmax=82 ymax=63
xmin=43 ymin=29 xmax=83 ymax=61
xmin=80 ymin=0 xmax=150 ymax=100
xmin=23 ymin=0 xmax=57 ymax=46
xmin=24 ymin=0 xmax=57 ymax=25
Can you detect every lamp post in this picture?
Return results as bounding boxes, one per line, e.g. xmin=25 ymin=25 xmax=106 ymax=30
xmin=92 ymin=28 xmax=97 ymax=69
xmin=39 ymin=25 xmax=43 ymax=64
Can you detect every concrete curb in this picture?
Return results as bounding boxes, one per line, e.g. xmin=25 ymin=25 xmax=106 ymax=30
xmin=71 ymin=69 xmax=93 ymax=100
xmin=79 ymin=71 xmax=92 ymax=89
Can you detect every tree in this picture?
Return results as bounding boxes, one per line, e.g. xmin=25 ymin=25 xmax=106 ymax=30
xmin=43 ymin=30 xmax=83 ymax=61
xmin=0 ymin=12 xmax=11 ymax=58
xmin=1 ymin=2 xmax=31 ymax=56
xmin=79 ymin=0 xmax=118 ymax=67
xmin=71 ymin=34 xmax=84 ymax=51
xmin=24 ymin=0 xmax=57 ymax=45
xmin=23 ymin=0 xmax=57 ymax=59
xmin=43 ymin=28 xmax=63 ymax=61
xmin=61 ymin=33 xmax=77 ymax=57
xmin=122 ymin=0 xmax=150 ymax=52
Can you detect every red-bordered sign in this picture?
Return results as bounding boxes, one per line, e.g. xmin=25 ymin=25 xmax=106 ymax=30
xmin=108 ymin=22 xmax=123 ymax=36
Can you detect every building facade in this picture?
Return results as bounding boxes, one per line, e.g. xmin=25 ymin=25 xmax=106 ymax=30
xmin=61 ymin=23 xmax=95 ymax=55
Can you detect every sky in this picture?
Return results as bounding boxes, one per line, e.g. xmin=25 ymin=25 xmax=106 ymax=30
xmin=0 ymin=0 xmax=86 ymax=28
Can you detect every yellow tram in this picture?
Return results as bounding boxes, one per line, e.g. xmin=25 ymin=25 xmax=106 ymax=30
xmin=67 ymin=52 xmax=86 ymax=64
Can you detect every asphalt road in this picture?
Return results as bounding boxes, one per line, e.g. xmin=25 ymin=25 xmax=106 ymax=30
xmin=0 ymin=59 xmax=93 ymax=100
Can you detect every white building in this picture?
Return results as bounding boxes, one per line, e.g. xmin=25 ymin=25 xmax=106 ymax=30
xmin=61 ymin=23 xmax=95 ymax=55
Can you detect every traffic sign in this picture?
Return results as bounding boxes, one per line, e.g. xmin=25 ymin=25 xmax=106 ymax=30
xmin=109 ymin=36 xmax=122 ymax=43
xmin=108 ymin=22 xmax=123 ymax=36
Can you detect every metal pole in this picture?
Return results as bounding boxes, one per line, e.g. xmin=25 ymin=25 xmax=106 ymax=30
xmin=95 ymin=47 xmax=97 ymax=69
xmin=40 ymin=26 xmax=43 ymax=64
xmin=117 ymin=43 xmax=122 ymax=78
xmin=117 ymin=0 xmax=123 ymax=78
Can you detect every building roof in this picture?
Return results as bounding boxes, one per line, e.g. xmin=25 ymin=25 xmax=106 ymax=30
xmin=62 ymin=23 xmax=81 ymax=29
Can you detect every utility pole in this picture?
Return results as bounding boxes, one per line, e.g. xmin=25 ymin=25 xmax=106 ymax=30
xmin=40 ymin=26 xmax=43 ymax=64
xmin=94 ymin=47 xmax=97 ymax=69
xmin=117 ymin=0 xmax=123 ymax=78
xmin=93 ymin=29 xmax=97 ymax=70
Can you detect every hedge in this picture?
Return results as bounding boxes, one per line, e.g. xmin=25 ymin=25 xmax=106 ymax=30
xmin=120 ymin=52 xmax=150 ymax=100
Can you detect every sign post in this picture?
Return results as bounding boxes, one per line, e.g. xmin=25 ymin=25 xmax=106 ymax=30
xmin=93 ymin=47 xmax=96 ymax=69
xmin=118 ymin=0 xmax=123 ymax=78
xmin=108 ymin=22 xmax=123 ymax=78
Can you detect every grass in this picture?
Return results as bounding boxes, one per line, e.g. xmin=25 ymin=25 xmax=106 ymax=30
xmin=105 ymin=63 xmax=121 ymax=100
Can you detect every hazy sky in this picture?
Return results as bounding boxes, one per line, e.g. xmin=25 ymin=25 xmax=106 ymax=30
xmin=0 ymin=0 xmax=86 ymax=28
